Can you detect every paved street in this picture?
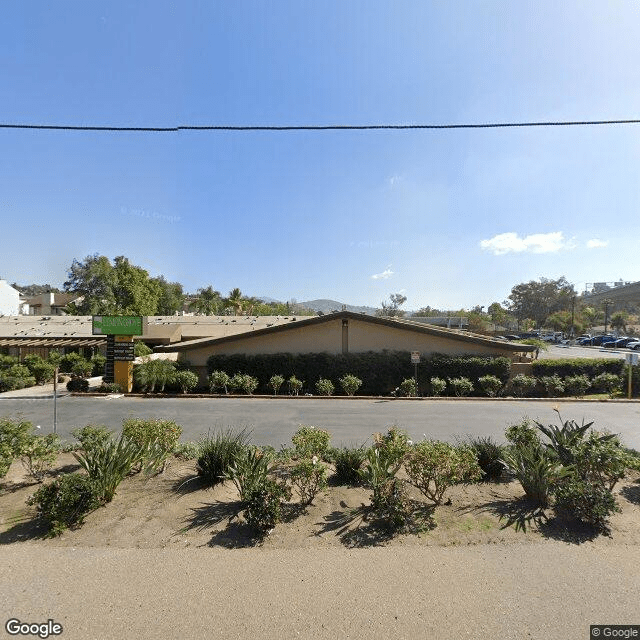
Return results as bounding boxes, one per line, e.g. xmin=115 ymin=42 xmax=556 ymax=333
xmin=1 ymin=395 xmax=639 ymax=449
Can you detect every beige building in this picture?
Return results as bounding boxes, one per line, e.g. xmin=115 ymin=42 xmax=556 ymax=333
xmin=155 ymin=311 xmax=535 ymax=383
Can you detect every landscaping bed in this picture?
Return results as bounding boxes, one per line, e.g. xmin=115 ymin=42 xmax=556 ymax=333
xmin=2 ymin=451 xmax=639 ymax=549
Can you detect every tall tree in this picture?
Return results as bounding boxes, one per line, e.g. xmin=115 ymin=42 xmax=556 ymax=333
xmin=507 ymin=277 xmax=576 ymax=328
xmin=153 ymin=277 xmax=185 ymax=315
xmin=376 ymin=293 xmax=407 ymax=318
xmin=225 ymin=288 xmax=244 ymax=315
xmin=192 ymin=286 xmax=223 ymax=315
xmin=64 ymin=254 xmax=162 ymax=315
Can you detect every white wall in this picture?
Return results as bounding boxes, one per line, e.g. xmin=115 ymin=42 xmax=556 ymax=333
xmin=0 ymin=280 xmax=20 ymax=316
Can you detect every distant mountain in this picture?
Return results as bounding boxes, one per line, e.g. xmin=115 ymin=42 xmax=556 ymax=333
xmin=297 ymin=299 xmax=378 ymax=315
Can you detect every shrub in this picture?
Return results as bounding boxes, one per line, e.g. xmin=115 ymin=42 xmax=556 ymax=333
xmin=121 ymin=418 xmax=182 ymax=470
xmin=332 ymin=446 xmax=367 ymax=485
xmin=591 ymin=373 xmax=622 ymax=395
xmin=538 ymin=374 xmax=564 ymax=397
xmin=230 ymin=373 xmax=258 ymax=395
xmin=174 ymin=441 xmax=202 ymax=460
xmin=26 ymin=358 xmax=56 ymax=385
xmin=91 ymin=353 xmax=107 ymax=377
xmin=290 ymin=458 xmax=328 ymax=505
xmin=66 ymin=378 xmax=89 ymax=392
xmin=372 ymin=426 xmax=410 ymax=467
xmin=0 ymin=417 xmax=34 ymax=479
xmin=208 ymin=370 xmax=230 ymax=394
xmin=553 ymin=478 xmax=620 ymax=531
xmin=59 ymin=352 xmax=85 ymax=373
xmin=243 ymin=479 xmax=291 ymax=535
xmin=399 ymin=378 xmax=417 ymax=397
xmin=71 ymin=359 xmax=93 ymax=379
xmin=95 ymin=382 xmax=122 ymax=394
xmin=269 ymin=374 xmax=285 ymax=395
xmin=134 ymin=341 xmax=153 ymax=357
xmin=532 ymin=358 xmax=624 ymax=380
xmin=505 ymin=419 xmax=541 ymax=448
xmin=315 ymin=378 xmax=334 ymax=396
xmin=288 ymin=375 xmax=303 ymax=396
xmin=564 ymin=374 xmax=590 ymax=397
xmin=174 ymin=370 xmax=199 ymax=394
xmin=534 ymin=412 xmax=594 ymax=466
xmin=133 ymin=359 xmax=176 ymax=393
xmin=73 ymin=435 xmax=145 ymax=502
xmin=339 ymin=374 xmax=362 ymax=396
xmin=509 ymin=374 xmax=537 ymax=397
xmin=292 ymin=425 xmax=331 ymax=459
xmin=405 ymin=441 xmax=482 ymax=505
xmin=477 ymin=375 xmax=502 ymax=398
xmin=448 ymin=377 xmax=474 ymax=397
xmin=0 ymin=374 xmax=36 ymax=392
xmin=196 ymin=428 xmax=251 ymax=486
xmin=429 ymin=377 xmax=447 ymax=396
xmin=20 ymin=434 xmax=61 ymax=482
xmin=465 ymin=436 xmax=505 ymax=481
xmin=27 ymin=473 xmax=102 ymax=537
xmin=71 ymin=425 xmax=113 ymax=452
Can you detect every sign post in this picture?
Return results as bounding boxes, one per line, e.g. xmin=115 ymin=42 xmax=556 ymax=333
xmin=92 ymin=316 xmax=143 ymax=393
xmin=411 ymin=351 xmax=421 ymax=397
xmin=626 ymin=353 xmax=638 ymax=399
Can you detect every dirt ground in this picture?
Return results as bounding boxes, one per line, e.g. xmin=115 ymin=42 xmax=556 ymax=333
xmin=2 ymin=453 xmax=639 ymax=550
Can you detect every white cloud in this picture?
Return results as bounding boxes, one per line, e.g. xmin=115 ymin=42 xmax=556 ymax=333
xmin=480 ymin=231 xmax=572 ymax=255
xmin=586 ymin=238 xmax=609 ymax=249
xmin=371 ymin=266 xmax=394 ymax=280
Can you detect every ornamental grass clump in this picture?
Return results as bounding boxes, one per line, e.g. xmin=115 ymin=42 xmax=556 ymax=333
xmin=405 ymin=440 xmax=482 ymax=505
xmin=332 ymin=446 xmax=367 ymax=485
xmin=73 ymin=435 xmax=147 ymax=503
xmin=196 ymin=428 xmax=251 ymax=486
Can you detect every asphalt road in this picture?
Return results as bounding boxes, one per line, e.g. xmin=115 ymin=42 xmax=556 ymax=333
xmin=1 ymin=395 xmax=639 ymax=449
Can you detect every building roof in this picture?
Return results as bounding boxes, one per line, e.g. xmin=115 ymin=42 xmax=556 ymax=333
xmin=155 ymin=310 xmax=536 ymax=354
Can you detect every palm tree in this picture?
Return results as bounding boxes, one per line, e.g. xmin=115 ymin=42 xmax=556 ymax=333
xmin=225 ymin=288 xmax=244 ymax=315
xmin=193 ymin=286 xmax=222 ymax=315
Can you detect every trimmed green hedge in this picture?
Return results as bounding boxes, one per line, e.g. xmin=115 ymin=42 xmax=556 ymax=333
xmin=531 ymin=358 xmax=625 ymax=379
xmin=206 ymin=351 xmax=511 ymax=396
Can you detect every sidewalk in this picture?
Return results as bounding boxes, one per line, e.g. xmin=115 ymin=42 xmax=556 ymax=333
xmin=0 ymin=377 xmax=103 ymax=399
xmin=1 ymin=543 xmax=638 ymax=640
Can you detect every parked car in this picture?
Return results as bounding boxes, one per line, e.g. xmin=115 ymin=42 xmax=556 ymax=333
xmin=626 ymin=340 xmax=640 ymax=351
xmin=586 ymin=335 xmax=616 ymax=347
xmin=610 ymin=337 xmax=637 ymax=348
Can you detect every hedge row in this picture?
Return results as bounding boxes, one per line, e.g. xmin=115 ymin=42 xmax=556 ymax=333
xmin=531 ymin=358 xmax=625 ymax=379
xmin=206 ymin=352 xmax=511 ymax=396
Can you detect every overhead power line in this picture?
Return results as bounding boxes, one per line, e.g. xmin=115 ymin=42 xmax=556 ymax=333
xmin=0 ymin=118 xmax=640 ymax=133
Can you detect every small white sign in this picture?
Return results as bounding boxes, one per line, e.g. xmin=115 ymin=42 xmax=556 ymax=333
xmin=626 ymin=353 xmax=639 ymax=365
xmin=411 ymin=351 xmax=421 ymax=364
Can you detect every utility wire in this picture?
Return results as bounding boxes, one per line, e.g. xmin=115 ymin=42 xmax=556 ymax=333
xmin=0 ymin=119 xmax=640 ymax=133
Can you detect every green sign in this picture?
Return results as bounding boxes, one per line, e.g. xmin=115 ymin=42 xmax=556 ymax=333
xmin=92 ymin=316 xmax=143 ymax=336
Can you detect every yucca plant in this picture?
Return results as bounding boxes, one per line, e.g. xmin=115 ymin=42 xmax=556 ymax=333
xmin=500 ymin=443 xmax=568 ymax=507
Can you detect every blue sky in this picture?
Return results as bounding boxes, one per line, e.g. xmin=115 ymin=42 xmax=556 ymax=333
xmin=1 ymin=1 xmax=639 ymax=310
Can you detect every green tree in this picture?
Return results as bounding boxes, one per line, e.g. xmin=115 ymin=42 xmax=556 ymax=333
xmin=153 ymin=277 xmax=185 ymax=315
xmin=507 ymin=277 xmax=576 ymax=328
xmin=192 ymin=286 xmax=223 ymax=315
xmin=225 ymin=288 xmax=245 ymax=315
xmin=64 ymin=254 xmax=162 ymax=315
xmin=376 ymin=293 xmax=407 ymax=318
xmin=488 ymin=302 xmax=510 ymax=332
xmin=610 ymin=312 xmax=627 ymax=333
